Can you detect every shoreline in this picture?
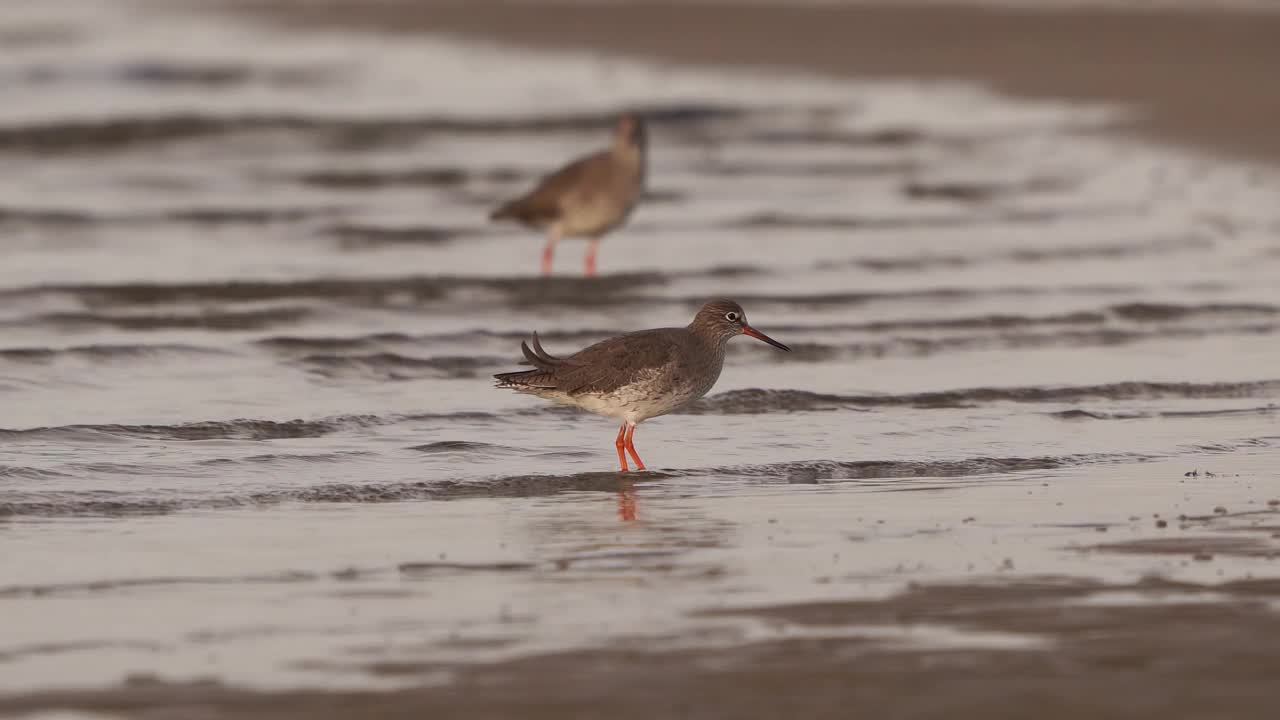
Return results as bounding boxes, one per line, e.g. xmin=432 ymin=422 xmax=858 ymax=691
xmin=217 ymin=0 xmax=1280 ymax=167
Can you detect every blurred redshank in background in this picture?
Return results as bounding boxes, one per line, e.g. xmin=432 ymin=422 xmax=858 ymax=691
xmin=489 ymin=114 xmax=646 ymax=276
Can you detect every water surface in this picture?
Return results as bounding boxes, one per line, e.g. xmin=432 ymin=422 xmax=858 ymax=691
xmin=2 ymin=0 xmax=1279 ymax=704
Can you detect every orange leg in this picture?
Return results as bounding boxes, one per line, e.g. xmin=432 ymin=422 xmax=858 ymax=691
xmin=614 ymin=423 xmax=629 ymax=472
xmin=541 ymin=224 xmax=562 ymax=276
xmin=584 ymin=237 xmax=600 ymax=277
xmin=624 ymin=423 xmax=646 ymax=471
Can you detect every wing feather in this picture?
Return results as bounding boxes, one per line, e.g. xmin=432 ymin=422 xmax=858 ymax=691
xmin=554 ymin=329 xmax=680 ymax=396
xmin=495 ymin=329 xmax=682 ymax=395
xmin=489 ymin=152 xmax=607 ymax=225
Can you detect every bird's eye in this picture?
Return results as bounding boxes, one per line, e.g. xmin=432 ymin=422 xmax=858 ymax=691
xmin=724 ymin=312 xmax=739 ymax=322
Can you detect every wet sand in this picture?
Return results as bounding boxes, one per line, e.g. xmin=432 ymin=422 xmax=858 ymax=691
xmin=223 ymin=0 xmax=1280 ymax=166
xmin=6 ymin=581 xmax=1280 ymax=719
xmin=4 ymin=455 xmax=1280 ymax=718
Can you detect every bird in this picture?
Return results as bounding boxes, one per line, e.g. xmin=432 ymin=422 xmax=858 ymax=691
xmin=489 ymin=114 xmax=646 ymax=277
xmin=494 ymin=299 xmax=790 ymax=471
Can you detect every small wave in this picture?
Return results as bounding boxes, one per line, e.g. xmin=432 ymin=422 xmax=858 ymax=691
xmin=722 ymin=284 xmax=1138 ymax=311
xmin=326 ymin=224 xmax=474 ymax=248
xmin=1109 ymin=302 xmax=1280 ymax=322
xmin=6 ymin=60 xmax=330 ymax=90
xmin=160 ymin=206 xmax=340 ymax=224
xmin=0 ymin=470 xmax=652 ymax=517
xmin=746 ymin=127 xmax=926 ymax=147
xmin=0 ymin=274 xmax=664 ymax=308
xmin=0 ymin=571 xmax=319 ymax=598
xmin=705 ymin=159 xmax=916 ymax=179
xmin=757 ymin=322 xmax=1280 ymax=363
xmin=731 ymin=287 xmax=1017 ymax=308
xmin=255 ymin=332 xmax=417 ymax=352
xmin=699 ymin=264 xmax=763 ymax=278
xmin=775 ymin=311 xmax=1107 ymax=334
xmin=0 ymin=409 xmax=509 ymax=444
xmin=257 ymin=328 xmax=611 ymax=354
xmin=0 ymin=465 xmax=71 ymax=479
xmin=1049 ymin=409 xmax=1129 ymax=421
xmin=1162 ymin=406 xmax=1280 ymax=419
xmin=0 ymin=204 xmax=339 ymax=227
xmin=1049 ymin=405 xmax=1279 ymax=421
xmin=902 ymin=177 xmax=1073 ymax=203
xmin=116 ymin=61 xmax=329 ymax=89
xmin=298 ymin=352 xmax=503 ymax=380
xmin=729 ymin=206 xmax=1133 ymax=232
xmin=0 ymin=25 xmax=79 ymax=50
xmin=0 ymin=343 xmax=225 ymax=363
xmin=398 ymin=561 xmax=535 ymax=573
xmin=8 ymin=307 xmax=311 ymax=331
xmin=838 ymin=237 xmax=1208 ymax=272
xmin=1081 ymin=536 xmax=1280 ymax=559
xmin=408 ymin=441 xmax=520 ymax=454
xmin=0 ymin=640 xmax=166 ymax=663
xmin=0 ymin=414 xmax=391 ymax=443
xmin=716 ymin=455 xmax=1095 ymax=482
xmin=684 ymin=389 xmax=864 ymax=414
xmin=0 ymin=206 xmax=96 ymax=226
xmin=0 ymin=452 xmax=1127 ymax=518
xmin=0 ymin=104 xmax=742 ymax=154
xmin=733 ymin=211 xmax=964 ymax=232
xmin=296 ymin=166 xmax=528 ymax=189
xmin=684 ymin=381 xmax=1280 ymax=414
xmin=197 ymin=452 xmax=375 ymax=466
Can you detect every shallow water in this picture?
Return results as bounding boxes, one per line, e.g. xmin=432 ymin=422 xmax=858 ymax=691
xmin=2 ymin=0 xmax=1279 ymax=704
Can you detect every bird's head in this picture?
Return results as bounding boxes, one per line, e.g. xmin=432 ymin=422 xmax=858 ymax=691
xmin=613 ymin=113 xmax=647 ymax=152
xmin=690 ymin=299 xmax=790 ymax=350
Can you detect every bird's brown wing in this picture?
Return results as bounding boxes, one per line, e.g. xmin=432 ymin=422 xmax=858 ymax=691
xmin=489 ymin=151 xmax=609 ymax=226
xmin=551 ymin=329 xmax=682 ymax=396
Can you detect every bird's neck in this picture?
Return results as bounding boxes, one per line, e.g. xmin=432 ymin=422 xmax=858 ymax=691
xmin=686 ymin=325 xmax=731 ymax=355
xmin=612 ymin=140 xmax=645 ymax=167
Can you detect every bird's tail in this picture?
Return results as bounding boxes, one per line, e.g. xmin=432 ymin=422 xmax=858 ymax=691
xmin=489 ymin=196 xmax=557 ymax=226
xmin=488 ymin=202 xmax=517 ymax=222
xmin=493 ymin=333 xmax=562 ymax=389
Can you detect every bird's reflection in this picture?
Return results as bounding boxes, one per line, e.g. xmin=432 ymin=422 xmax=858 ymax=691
xmin=616 ymin=484 xmax=638 ymax=522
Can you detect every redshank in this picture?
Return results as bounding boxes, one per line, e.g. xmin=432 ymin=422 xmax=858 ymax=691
xmin=489 ymin=114 xmax=646 ymax=277
xmin=494 ymin=299 xmax=790 ymax=471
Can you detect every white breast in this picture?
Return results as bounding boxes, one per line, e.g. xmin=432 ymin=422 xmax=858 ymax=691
xmin=571 ymin=360 xmax=721 ymax=424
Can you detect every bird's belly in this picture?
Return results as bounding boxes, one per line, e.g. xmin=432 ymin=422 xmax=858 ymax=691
xmin=561 ymin=192 xmax=637 ymax=237
xmin=572 ymin=373 xmax=712 ymax=424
